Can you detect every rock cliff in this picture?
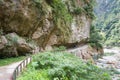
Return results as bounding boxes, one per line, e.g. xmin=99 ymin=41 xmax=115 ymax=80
xmin=0 ymin=0 xmax=98 ymax=59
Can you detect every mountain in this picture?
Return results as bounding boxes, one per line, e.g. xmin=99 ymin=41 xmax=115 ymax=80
xmin=94 ymin=0 xmax=120 ymax=47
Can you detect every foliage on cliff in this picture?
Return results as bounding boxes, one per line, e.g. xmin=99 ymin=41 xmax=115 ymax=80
xmin=89 ymin=25 xmax=103 ymax=50
xmin=94 ymin=0 xmax=120 ymax=47
xmin=18 ymin=51 xmax=111 ymax=80
xmin=48 ymin=0 xmax=72 ymax=41
xmin=70 ymin=0 xmax=96 ymax=19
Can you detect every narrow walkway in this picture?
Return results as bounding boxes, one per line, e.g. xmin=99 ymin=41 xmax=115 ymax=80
xmin=0 ymin=61 xmax=22 ymax=80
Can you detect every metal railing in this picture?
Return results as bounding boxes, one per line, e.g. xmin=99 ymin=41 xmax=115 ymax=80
xmin=12 ymin=56 xmax=32 ymax=80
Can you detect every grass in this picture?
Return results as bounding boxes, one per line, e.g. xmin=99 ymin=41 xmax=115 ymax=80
xmin=0 ymin=56 xmax=26 ymax=66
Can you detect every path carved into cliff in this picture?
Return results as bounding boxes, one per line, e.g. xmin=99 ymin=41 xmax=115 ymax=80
xmin=67 ymin=45 xmax=93 ymax=60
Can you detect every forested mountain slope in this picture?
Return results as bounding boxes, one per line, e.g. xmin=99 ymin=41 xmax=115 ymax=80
xmin=94 ymin=0 xmax=120 ymax=46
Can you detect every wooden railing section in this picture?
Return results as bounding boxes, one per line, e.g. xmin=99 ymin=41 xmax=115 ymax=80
xmin=12 ymin=56 xmax=32 ymax=80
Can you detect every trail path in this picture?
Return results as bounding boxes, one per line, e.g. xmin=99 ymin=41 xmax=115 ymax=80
xmin=0 ymin=61 xmax=22 ymax=80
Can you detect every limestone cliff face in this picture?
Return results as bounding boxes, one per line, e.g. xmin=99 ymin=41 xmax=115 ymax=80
xmin=0 ymin=0 xmax=95 ymax=59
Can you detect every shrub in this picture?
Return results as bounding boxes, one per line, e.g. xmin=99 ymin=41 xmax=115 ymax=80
xmin=49 ymin=0 xmax=72 ymax=41
xmin=88 ymin=25 xmax=103 ymax=49
xmin=53 ymin=46 xmax=66 ymax=51
xmin=83 ymin=0 xmax=96 ymax=19
xmin=18 ymin=68 xmax=49 ymax=80
xmin=18 ymin=51 xmax=111 ymax=80
xmin=73 ymin=7 xmax=83 ymax=15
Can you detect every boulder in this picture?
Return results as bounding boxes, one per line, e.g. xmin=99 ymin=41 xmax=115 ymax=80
xmin=0 ymin=36 xmax=7 ymax=49
xmin=0 ymin=33 xmax=37 ymax=58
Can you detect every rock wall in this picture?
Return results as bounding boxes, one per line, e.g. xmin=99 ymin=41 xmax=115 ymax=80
xmin=0 ymin=0 xmax=97 ymax=59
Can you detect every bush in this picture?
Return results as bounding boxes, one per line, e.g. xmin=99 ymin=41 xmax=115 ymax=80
xmin=88 ymin=25 xmax=103 ymax=49
xmin=53 ymin=46 xmax=66 ymax=51
xmin=18 ymin=51 xmax=111 ymax=80
xmin=18 ymin=68 xmax=49 ymax=80
xmin=83 ymin=0 xmax=96 ymax=19
xmin=50 ymin=0 xmax=72 ymax=35
xmin=73 ymin=7 xmax=83 ymax=15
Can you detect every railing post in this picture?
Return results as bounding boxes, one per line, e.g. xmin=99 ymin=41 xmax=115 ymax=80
xmin=16 ymin=67 xmax=18 ymax=76
xmin=23 ymin=61 xmax=24 ymax=68
xmin=26 ymin=58 xmax=28 ymax=64
xmin=12 ymin=69 xmax=16 ymax=80
xmin=12 ymin=56 xmax=32 ymax=80
xmin=30 ymin=57 xmax=31 ymax=62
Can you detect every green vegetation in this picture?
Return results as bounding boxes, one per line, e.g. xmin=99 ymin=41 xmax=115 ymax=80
xmin=53 ymin=46 xmax=66 ymax=51
xmin=0 ymin=56 xmax=25 ymax=66
xmin=18 ymin=68 xmax=49 ymax=80
xmin=33 ymin=0 xmax=73 ymax=42
xmin=83 ymin=0 xmax=96 ymax=19
xmin=94 ymin=0 xmax=120 ymax=47
xmin=88 ymin=25 xmax=103 ymax=50
xmin=18 ymin=51 xmax=111 ymax=80
xmin=33 ymin=0 xmax=46 ymax=16
xmin=73 ymin=7 xmax=84 ymax=15
xmin=71 ymin=0 xmax=96 ymax=19
xmin=49 ymin=0 xmax=72 ymax=41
